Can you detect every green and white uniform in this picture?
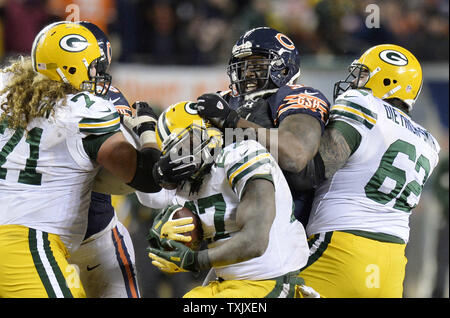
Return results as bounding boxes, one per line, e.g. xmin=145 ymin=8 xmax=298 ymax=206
xmin=299 ymin=89 xmax=440 ymax=298
xmin=0 ymin=85 xmax=120 ymax=252
xmin=174 ymin=139 xmax=309 ymax=281
xmin=307 ymin=89 xmax=440 ymax=243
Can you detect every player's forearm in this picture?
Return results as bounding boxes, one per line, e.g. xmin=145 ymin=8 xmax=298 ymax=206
xmin=233 ymin=118 xmax=278 ymax=158
xmin=318 ymin=126 xmax=351 ymax=179
xmin=126 ymin=147 xmax=162 ymax=193
xmin=201 ymin=220 xmax=269 ymax=269
xmin=235 ymin=117 xmax=312 ymax=172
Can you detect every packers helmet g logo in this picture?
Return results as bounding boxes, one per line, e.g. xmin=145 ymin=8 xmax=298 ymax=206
xmin=59 ymin=34 xmax=89 ymax=52
xmin=184 ymin=102 xmax=198 ymax=115
xmin=379 ymin=50 xmax=408 ymax=66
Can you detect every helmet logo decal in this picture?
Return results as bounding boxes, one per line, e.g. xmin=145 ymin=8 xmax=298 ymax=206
xmin=216 ymin=101 xmax=224 ymax=110
xmin=275 ymin=33 xmax=295 ymax=50
xmin=184 ymin=102 xmax=198 ymax=115
xmin=232 ymin=41 xmax=253 ymax=57
xmin=379 ymin=50 xmax=408 ymax=66
xmin=59 ymin=34 xmax=89 ymax=52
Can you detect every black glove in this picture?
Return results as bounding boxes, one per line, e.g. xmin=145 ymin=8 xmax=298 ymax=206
xmin=196 ymin=93 xmax=240 ymax=129
xmin=152 ymin=151 xmax=198 ymax=187
xmin=122 ymin=101 xmax=158 ymax=146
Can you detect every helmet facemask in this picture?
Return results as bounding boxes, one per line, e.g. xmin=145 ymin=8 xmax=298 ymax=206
xmin=227 ymin=53 xmax=276 ymax=97
xmin=163 ymin=123 xmax=223 ymax=185
xmin=333 ymin=62 xmax=370 ymax=101
xmin=81 ymin=54 xmax=112 ymax=96
xmin=227 ymin=27 xmax=301 ymax=99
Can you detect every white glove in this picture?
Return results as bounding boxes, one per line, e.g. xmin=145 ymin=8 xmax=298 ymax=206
xmin=297 ymin=285 xmax=321 ymax=298
xmin=122 ymin=101 xmax=158 ymax=147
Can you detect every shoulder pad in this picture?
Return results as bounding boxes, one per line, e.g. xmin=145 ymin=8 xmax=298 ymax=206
xmin=218 ymin=140 xmax=275 ymax=198
xmin=331 ymin=89 xmax=378 ymax=129
xmin=271 ymin=85 xmax=330 ymax=128
xmin=335 ymin=89 xmax=372 ymax=104
xmin=69 ymin=92 xmax=121 ymax=136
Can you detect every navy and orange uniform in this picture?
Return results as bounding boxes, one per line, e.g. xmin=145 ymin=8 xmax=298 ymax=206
xmin=225 ymin=84 xmax=330 ymax=227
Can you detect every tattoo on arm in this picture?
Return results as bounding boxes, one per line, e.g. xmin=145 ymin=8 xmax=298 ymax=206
xmin=319 ymin=127 xmax=351 ymax=179
xmin=277 ymin=114 xmax=322 ymax=173
xmin=236 ymin=114 xmax=322 ymax=173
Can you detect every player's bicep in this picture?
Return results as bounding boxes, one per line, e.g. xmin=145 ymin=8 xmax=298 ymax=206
xmin=277 ymin=113 xmax=322 ymax=172
xmin=95 ymin=132 xmax=137 ymax=183
xmin=237 ymin=177 xmax=275 ymax=227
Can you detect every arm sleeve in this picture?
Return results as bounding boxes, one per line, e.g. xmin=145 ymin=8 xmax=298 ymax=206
xmin=135 ymin=189 xmax=176 ymax=209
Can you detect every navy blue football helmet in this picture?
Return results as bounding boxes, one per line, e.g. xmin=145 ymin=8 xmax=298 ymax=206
xmin=77 ymin=21 xmax=112 ymax=95
xmin=227 ymin=27 xmax=301 ymax=98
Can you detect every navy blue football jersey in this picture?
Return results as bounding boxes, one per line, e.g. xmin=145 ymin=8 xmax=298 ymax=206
xmin=224 ymin=84 xmax=330 ymax=227
xmin=227 ymin=84 xmax=329 ymax=130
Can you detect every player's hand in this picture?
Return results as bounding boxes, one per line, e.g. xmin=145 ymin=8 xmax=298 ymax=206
xmin=152 ymin=151 xmax=198 ymax=188
xmin=148 ymin=205 xmax=194 ymax=245
xmin=196 ymin=93 xmax=240 ymax=129
xmin=122 ymin=101 xmax=158 ymax=147
xmin=148 ymin=240 xmax=198 ymax=273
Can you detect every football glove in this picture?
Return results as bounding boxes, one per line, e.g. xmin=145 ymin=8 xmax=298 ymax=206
xmin=148 ymin=205 xmax=194 ymax=247
xmin=296 ymin=285 xmax=321 ymax=298
xmin=196 ymin=93 xmax=240 ymax=130
xmin=148 ymin=239 xmax=198 ymax=273
xmin=152 ymin=151 xmax=198 ymax=187
xmin=122 ymin=101 xmax=158 ymax=147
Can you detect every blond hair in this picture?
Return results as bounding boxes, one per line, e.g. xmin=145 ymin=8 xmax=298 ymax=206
xmin=0 ymin=56 xmax=79 ymax=130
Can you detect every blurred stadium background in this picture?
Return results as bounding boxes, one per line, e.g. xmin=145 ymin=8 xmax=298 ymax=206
xmin=0 ymin=0 xmax=448 ymax=298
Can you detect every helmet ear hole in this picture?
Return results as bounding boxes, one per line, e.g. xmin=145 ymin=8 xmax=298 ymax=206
xmin=68 ymin=67 xmax=77 ymax=75
xmin=383 ymin=78 xmax=391 ymax=86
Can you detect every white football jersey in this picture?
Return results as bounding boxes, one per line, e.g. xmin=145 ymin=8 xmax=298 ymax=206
xmin=172 ymin=139 xmax=309 ymax=280
xmin=0 ymin=79 xmax=121 ymax=252
xmin=307 ymin=89 xmax=440 ymax=243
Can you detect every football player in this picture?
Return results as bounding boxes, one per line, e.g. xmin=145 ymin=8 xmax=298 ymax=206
xmin=144 ymin=101 xmax=319 ymax=298
xmin=0 ymin=21 xmax=162 ymax=298
xmin=65 ymin=21 xmax=141 ymax=298
xmin=195 ymin=27 xmax=330 ymax=228
xmin=298 ymin=44 xmax=440 ymax=297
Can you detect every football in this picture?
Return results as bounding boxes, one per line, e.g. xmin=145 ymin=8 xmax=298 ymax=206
xmin=172 ymin=206 xmax=203 ymax=250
